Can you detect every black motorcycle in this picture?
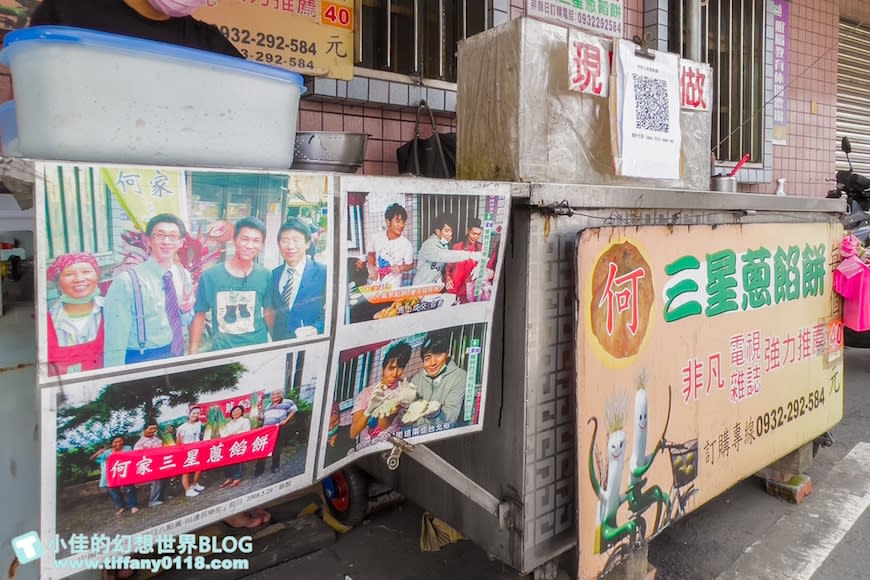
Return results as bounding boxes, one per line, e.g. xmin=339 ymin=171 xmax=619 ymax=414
xmin=827 ymin=136 xmax=870 ymax=347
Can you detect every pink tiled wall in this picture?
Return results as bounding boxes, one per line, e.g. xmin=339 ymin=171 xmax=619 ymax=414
xmin=840 ymin=0 xmax=870 ymax=23
xmin=298 ymin=100 xmax=457 ymax=177
xmin=744 ymin=0 xmax=839 ymax=197
xmin=299 ymin=0 xmax=645 ymax=177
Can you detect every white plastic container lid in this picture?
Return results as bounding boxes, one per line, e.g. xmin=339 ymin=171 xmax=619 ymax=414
xmin=1 ymin=25 xmax=306 ymax=92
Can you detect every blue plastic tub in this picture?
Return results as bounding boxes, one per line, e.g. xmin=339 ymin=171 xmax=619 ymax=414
xmin=1 ymin=26 xmax=307 ymax=168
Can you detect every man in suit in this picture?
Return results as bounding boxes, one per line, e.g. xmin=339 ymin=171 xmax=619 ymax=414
xmin=266 ymin=218 xmax=327 ymax=339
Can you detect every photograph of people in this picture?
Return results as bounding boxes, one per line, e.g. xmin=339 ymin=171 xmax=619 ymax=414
xmin=133 ymin=422 xmax=169 ymax=508
xmin=409 ymin=330 xmax=469 ymax=425
xmin=445 ymin=217 xmax=497 ymax=304
xmin=189 ymin=217 xmax=272 ymax=354
xmin=89 ymin=437 xmax=138 ymax=517
xmin=350 ymin=341 xmax=414 ymax=446
xmin=366 ymin=203 xmax=414 ymax=288
xmin=254 ymin=389 xmax=298 ymax=476
xmin=52 ymin=348 xmax=326 ymax=549
xmin=413 ymin=212 xmax=482 ymax=287
xmin=46 ymin=252 xmax=105 ymax=376
xmin=175 ymin=406 xmax=206 ymax=498
xmin=343 ymin=190 xmax=507 ymax=325
xmin=219 ymin=405 xmax=252 ymax=489
xmin=321 ymin=323 xmax=487 ymax=471
xmin=267 ymin=218 xmax=327 ymax=339
xmin=103 ymin=213 xmax=194 ymax=367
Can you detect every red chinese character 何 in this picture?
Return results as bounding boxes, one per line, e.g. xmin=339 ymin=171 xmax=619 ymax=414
xmin=682 ymin=66 xmax=707 ymax=109
xmin=572 ymin=42 xmax=603 ymax=95
xmin=598 ymin=262 xmax=646 ymax=336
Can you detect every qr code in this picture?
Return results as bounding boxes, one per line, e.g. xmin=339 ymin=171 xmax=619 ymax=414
xmin=632 ymin=73 xmax=669 ymax=133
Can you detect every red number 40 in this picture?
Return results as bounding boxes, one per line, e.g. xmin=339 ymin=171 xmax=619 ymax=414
xmin=323 ymin=3 xmax=353 ymax=29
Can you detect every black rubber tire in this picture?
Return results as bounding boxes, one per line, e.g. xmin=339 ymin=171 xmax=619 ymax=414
xmin=845 ymin=328 xmax=870 ymax=348
xmin=322 ymin=465 xmax=369 ymax=526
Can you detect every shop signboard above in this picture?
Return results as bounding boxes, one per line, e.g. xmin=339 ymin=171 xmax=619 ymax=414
xmin=527 ymin=0 xmax=623 ymax=38
xmin=195 ymin=0 xmax=354 ymax=80
xmin=576 ymin=222 xmax=844 ymax=578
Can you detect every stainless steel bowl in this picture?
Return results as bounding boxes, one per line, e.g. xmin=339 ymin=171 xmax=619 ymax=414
xmin=291 ymin=131 xmax=368 ymax=173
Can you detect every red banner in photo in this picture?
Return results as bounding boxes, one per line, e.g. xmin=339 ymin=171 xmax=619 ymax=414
xmin=105 ymin=425 xmax=279 ymax=487
xmin=197 ymin=391 xmax=265 ymax=421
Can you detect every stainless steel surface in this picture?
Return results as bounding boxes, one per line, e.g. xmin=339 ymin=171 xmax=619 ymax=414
xmin=394 ymin=438 xmax=505 ymax=520
xmin=291 ymin=132 xmax=368 ymax=173
xmin=686 ymin=0 xmax=701 ymax=61
xmin=457 ymin=18 xmax=712 ymax=190
xmin=526 ymin=182 xmax=845 ymax=213
xmin=711 ymin=175 xmax=737 ymax=192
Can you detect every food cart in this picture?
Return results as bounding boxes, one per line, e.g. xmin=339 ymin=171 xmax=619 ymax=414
xmin=355 ymin=17 xmax=845 ymax=580
xmin=0 ymin=11 xmax=846 ymax=580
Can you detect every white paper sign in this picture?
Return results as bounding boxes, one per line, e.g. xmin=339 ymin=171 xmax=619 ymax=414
xmin=569 ymin=30 xmax=611 ymax=97
xmin=614 ymin=40 xmax=682 ymax=180
xmin=680 ymin=58 xmax=712 ymax=112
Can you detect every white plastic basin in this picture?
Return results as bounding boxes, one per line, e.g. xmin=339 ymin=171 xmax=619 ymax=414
xmin=1 ymin=26 xmax=306 ymax=169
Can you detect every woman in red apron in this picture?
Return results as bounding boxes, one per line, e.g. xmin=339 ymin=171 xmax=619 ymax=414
xmin=46 ymin=252 xmax=104 ymax=376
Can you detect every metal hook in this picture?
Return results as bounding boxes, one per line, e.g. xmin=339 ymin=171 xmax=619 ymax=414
xmin=385 ymin=436 xmax=415 ymax=471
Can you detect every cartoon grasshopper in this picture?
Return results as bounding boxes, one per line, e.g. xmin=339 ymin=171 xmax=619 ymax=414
xmin=588 ymin=394 xmax=636 ymax=553
xmin=626 ymin=372 xmax=672 ymax=538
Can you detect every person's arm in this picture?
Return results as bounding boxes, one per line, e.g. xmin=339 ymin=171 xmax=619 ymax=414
xmin=27 ymin=0 xmax=57 ymax=27
xmin=366 ymin=251 xmax=378 ymax=281
xmin=418 ymin=239 xmax=482 ymax=265
xmin=349 ymin=411 xmax=369 ymax=439
xmin=444 ymin=244 xmax=461 ymax=287
xmin=102 ymin=274 xmax=134 ymax=368
xmin=263 ymin=307 xmax=276 ymax=335
xmin=201 ymin=23 xmax=245 ymax=58
xmin=89 ymin=448 xmax=108 ymax=462
xmin=436 ymin=370 xmax=468 ymax=423
xmin=278 ymin=401 xmax=298 ymax=426
xmin=188 ymin=312 xmax=207 ymax=354
xmin=313 ymin=265 xmax=327 ymax=333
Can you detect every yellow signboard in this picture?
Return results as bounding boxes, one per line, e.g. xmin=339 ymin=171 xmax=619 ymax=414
xmin=195 ymin=0 xmax=354 ymax=80
xmin=576 ymin=222 xmax=844 ymax=578
xmin=101 ymin=167 xmax=185 ymax=232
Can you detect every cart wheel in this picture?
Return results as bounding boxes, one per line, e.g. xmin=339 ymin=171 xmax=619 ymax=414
xmin=322 ymin=465 xmax=369 ymax=526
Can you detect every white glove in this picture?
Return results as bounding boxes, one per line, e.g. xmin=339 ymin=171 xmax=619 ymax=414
xmin=365 ymin=389 xmax=386 ymax=416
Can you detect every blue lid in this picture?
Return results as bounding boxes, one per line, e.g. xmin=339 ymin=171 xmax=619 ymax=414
xmin=1 ymin=26 xmax=306 ymax=89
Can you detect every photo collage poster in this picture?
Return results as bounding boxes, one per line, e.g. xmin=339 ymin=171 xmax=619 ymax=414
xmin=40 ymin=346 xmax=329 ymax=577
xmin=33 ymin=162 xmax=334 ymax=577
xmin=318 ymin=176 xmax=512 ymax=476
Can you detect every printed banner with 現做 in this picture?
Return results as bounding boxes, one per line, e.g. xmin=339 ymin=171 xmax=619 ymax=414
xmin=576 ymin=222 xmax=843 ymax=578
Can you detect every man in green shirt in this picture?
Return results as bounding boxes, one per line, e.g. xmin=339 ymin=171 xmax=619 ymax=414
xmin=189 ymin=217 xmax=273 ymax=353
xmin=409 ymin=330 xmax=469 ymax=425
xmin=103 ymin=213 xmax=194 ymax=367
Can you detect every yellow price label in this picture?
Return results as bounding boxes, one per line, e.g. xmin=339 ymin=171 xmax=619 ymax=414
xmin=195 ymin=0 xmax=354 ymax=80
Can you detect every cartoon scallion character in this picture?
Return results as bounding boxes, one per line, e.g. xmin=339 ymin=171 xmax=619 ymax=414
xmin=588 ymin=392 xmax=636 ymax=553
xmin=626 ymin=370 xmax=671 ymax=538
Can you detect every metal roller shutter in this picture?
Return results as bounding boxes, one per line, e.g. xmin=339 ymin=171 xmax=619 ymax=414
xmin=838 ymin=20 xmax=870 ymax=175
